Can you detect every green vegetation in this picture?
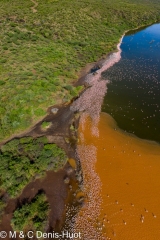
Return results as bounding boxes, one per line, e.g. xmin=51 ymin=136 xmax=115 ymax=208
xmin=11 ymin=193 xmax=49 ymax=233
xmin=0 ymin=0 xmax=160 ymax=141
xmin=41 ymin=121 xmax=52 ymax=130
xmin=0 ymin=136 xmax=67 ymax=198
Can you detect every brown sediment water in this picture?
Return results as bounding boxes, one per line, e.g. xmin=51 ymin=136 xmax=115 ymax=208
xmin=76 ymin=112 xmax=160 ymax=239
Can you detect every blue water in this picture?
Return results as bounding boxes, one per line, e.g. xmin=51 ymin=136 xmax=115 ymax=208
xmin=102 ymin=23 xmax=160 ymax=143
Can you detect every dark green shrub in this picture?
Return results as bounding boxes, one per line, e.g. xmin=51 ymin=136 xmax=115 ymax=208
xmin=11 ymin=193 xmax=49 ymax=232
xmin=3 ymin=46 xmax=8 ymax=50
xmin=0 ymin=137 xmax=67 ymax=198
xmin=0 ymin=80 xmax=5 ymax=85
xmin=0 ymin=59 xmax=7 ymax=63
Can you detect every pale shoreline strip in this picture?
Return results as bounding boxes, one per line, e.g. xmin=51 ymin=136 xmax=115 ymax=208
xmin=69 ymin=35 xmax=124 ymax=240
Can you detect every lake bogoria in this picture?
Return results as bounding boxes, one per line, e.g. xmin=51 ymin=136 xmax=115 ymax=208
xmin=69 ymin=23 xmax=160 ymax=239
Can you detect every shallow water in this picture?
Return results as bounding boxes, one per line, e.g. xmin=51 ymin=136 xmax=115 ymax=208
xmin=102 ymin=23 xmax=160 ymax=143
xmin=78 ymin=113 xmax=160 ymax=239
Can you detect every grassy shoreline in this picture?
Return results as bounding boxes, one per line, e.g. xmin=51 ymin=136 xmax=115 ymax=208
xmin=0 ymin=0 xmax=160 ymax=142
xmin=1 ymin=21 xmax=159 ymax=147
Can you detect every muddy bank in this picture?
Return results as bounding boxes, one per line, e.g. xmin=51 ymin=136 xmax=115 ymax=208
xmin=0 ymin=103 xmax=82 ymax=239
xmin=0 ymin=165 xmax=76 ymax=239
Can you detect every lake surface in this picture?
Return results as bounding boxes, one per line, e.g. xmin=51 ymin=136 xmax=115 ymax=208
xmin=69 ymin=23 xmax=160 ymax=240
xmin=102 ymin=23 xmax=160 ymax=143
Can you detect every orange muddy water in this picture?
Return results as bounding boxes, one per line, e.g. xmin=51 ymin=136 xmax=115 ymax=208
xmin=77 ymin=112 xmax=160 ymax=240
